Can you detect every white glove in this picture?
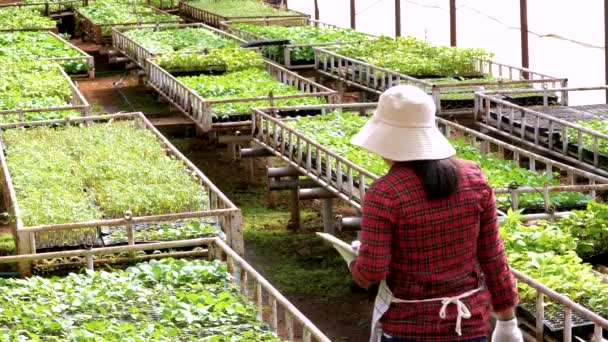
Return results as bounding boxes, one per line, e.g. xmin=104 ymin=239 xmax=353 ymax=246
xmin=351 ymin=240 xmax=361 ymax=254
xmin=491 ymin=318 xmax=523 ymax=342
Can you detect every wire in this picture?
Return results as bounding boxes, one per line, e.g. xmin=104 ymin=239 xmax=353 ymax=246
xmin=356 ymin=0 xmax=385 ymax=15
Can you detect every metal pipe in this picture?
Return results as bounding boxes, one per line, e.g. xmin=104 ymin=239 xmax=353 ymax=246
xmin=322 ymin=198 xmax=335 ymax=235
xmin=341 ymin=217 xmax=361 ymax=230
xmin=605 ymin=0 xmax=608 ymax=102
xmin=519 ymin=0 xmax=529 ymax=78
xmin=268 ymin=178 xmax=319 ymax=191
xmin=350 ymin=0 xmax=356 ymax=29
xmin=298 ymin=188 xmax=337 ymax=200
xmin=217 ymin=135 xmax=252 ymax=143
xmin=450 ymin=0 xmax=456 ymax=46
xmin=267 ymin=166 xmax=302 ymax=178
xmin=240 ymin=147 xmax=274 ymax=158
xmin=395 ymin=0 xmax=401 ymax=37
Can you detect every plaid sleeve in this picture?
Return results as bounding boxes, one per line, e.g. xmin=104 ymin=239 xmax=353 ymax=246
xmin=350 ymin=181 xmax=394 ymax=289
xmin=477 ymin=181 xmax=519 ymax=312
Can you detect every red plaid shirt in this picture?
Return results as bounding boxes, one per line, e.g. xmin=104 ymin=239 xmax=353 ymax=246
xmin=350 ymin=159 xmax=519 ymax=341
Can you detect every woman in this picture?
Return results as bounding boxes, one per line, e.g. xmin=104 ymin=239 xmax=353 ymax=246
xmin=348 ymin=85 xmax=522 ymax=342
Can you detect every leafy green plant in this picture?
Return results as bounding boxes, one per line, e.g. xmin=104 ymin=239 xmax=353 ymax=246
xmin=78 ymin=0 xmax=180 ymax=35
xmin=123 ymin=27 xmax=240 ymax=54
xmin=3 ymin=121 xmax=207 ymax=226
xmin=0 ymin=32 xmax=88 ymax=73
xmin=568 ymin=119 xmax=608 ymax=154
xmin=0 ymin=59 xmax=79 ymax=123
xmin=500 ymin=207 xmax=608 ymax=316
xmin=22 ymin=0 xmax=83 ymax=14
xmin=232 ymin=23 xmax=370 ymax=63
xmin=189 ymin=0 xmax=300 ymax=17
xmin=0 ymin=7 xmax=56 ymax=30
xmin=107 ymin=219 xmax=217 ymax=243
xmin=177 ymin=67 xmax=327 ymax=117
xmin=334 ymin=35 xmax=494 ymax=78
xmin=0 ymin=259 xmax=280 ymax=340
xmin=155 ymin=48 xmax=264 ymax=72
xmin=288 ymin=112 xmax=588 ymax=209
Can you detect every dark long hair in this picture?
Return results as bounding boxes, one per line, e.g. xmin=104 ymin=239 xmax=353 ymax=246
xmin=405 ymin=157 xmax=459 ymax=200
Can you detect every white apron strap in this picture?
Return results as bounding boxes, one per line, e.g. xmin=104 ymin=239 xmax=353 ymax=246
xmin=370 ymin=281 xmax=483 ymax=341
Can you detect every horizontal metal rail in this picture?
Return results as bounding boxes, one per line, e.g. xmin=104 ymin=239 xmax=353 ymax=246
xmin=0 ymin=237 xmax=331 ymax=341
xmin=111 ymin=22 xmax=246 ymax=69
xmin=0 ymin=113 xmax=243 ymax=272
xmin=178 ymin=0 xmax=309 ymax=28
xmin=251 ymin=103 xmax=608 ymax=212
xmin=475 ymin=86 xmax=608 ymax=178
xmin=145 ymin=56 xmax=338 ymax=131
xmin=220 ymin=17 xmax=375 ymax=69
xmin=314 ymin=47 xmax=567 ymax=115
xmin=0 ymin=64 xmax=90 ymax=119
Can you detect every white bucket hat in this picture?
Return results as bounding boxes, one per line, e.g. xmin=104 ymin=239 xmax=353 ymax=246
xmin=351 ymin=85 xmax=456 ymax=161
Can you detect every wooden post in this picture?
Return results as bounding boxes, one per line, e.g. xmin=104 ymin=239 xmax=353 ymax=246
xmin=314 ymin=0 xmax=319 ymax=21
xmin=520 ymin=0 xmax=529 ymax=79
xmin=350 ymin=0 xmax=356 ymax=29
xmin=395 ymin=0 xmax=401 ymax=37
xmin=450 ymin=0 xmax=456 ymax=46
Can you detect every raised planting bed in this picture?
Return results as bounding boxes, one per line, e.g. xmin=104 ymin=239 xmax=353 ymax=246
xmin=220 ymin=17 xmax=373 ymax=69
xmin=0 ymin=6 xmax=57 ymax=31
xmin=75 ymin=0 xmax=181 ymax=44
xmin=0 ymin=237 xmax=331 ymax=341
xmin=475 ymin=86 xmax=608 ymax=178
xmin=0 ymin=31 xmax=94 ymax=78
xmin=251 ymin=103 xmax=608 ymax=212
xmin=178 ymin=0 xmax=309 ymax=28
xmin=314 ymin=36 xmax=567 ymax=114
xmin=0 ymin=59 xmax=88 ymax=123
xmin=145 ymin=0 xmax=179 ymax=11
xmin=112 ymin=23 xmax=244 ymax=69
xmin=0 ymin=113 xmax=244 ymax=259
xmin=500 ymin=206 xmax=608 ymax=337
xmin=146 ymin=49 xmax=337 ymax=131
xmin=0 ymin=0 xmax=85 ymax=17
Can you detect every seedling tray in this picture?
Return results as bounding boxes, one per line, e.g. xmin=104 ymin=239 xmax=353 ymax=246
xmin=519 ymin=302 xmax=594 ymax=332
xmin=0 ymin=113 xmax=243 ymax=258
xmin=145 ymin=56 xmax=337 ymax=132
xmin=75 ymin=6 xmax=181 ymax=45
xmin=111 ymin=23 xmax=245 ymax=69
xmin=315 ymin=47 xmax=567 ymax=115
xmin=178 ymin=0 xmax=309 ymax=28
xmin=220 ymin=17 xmax=374 ymax=69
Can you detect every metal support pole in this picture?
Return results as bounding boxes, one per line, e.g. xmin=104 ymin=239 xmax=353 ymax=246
xmin=520 ymin=0 xmax=529 ymax=79
xmin=605 ymin=0 xmax=608 ymax=102
xmin=290 ymin=176 xmax=301 ymax=230
xmin=450 ymin=0 xmax=456 ymax=46
xmin=395 ymin=0 xmax=401 ymax=37
xmin=322 ymin=198 xmax=334 ymax=236
xmin=350 ymin=0 xmax=356 ymax=29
